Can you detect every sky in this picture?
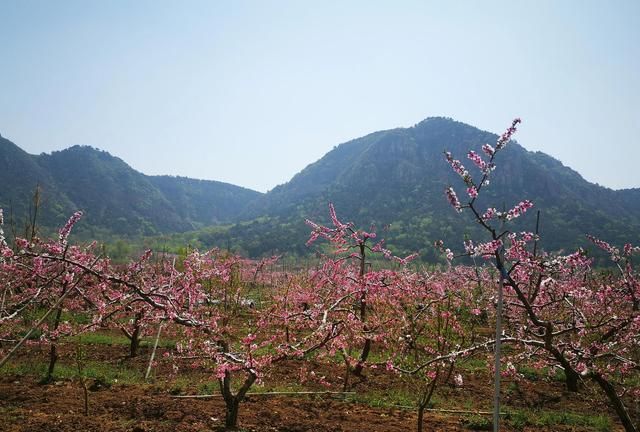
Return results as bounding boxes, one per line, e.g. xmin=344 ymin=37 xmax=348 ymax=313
xmin=0 ymin=0 xmax=638 ymax=193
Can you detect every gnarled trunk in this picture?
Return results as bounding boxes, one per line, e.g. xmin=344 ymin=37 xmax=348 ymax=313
xmin=121 ymin=311 xmax=143 ymax=358
xmin=352 ymin=243 xmax=371 ymax=378
xmin=129 ymin=328 xmax=141 ymax=358
xmin=45 ymin=299 xmax=65 ymax=383
xmin=564 ymin=368 xmax=580 ymax=392
xmin=45 ymin=343 xmax=58 ymax=383
xmin=591 ymin=373 xmax=637 ymax=432
xmin=352 ymin=338 xmax=371 ymax=378
xmin=219 ymin=368 xmax=257 ymax=430
xmin=224 ymin=398 xmax=240 ymax=430
xmin=417 ymin=370 xmax=440 ymax=432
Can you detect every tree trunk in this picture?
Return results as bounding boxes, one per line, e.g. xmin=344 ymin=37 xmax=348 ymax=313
xmin=547 ymin=345 xmax=580 ymax=393
xmin=342 ymin=354 xmax=351 ymax=392
xmin=129 ymin=325 xmax=141 ymax=358
xmin=417 ymin=405 xmax=426 ymax=432
xmin=224 ymin=399 xmax=240 ymax=430
xmin=127 ymin=311 xmax=144 ymax=358
xmin=45 ymin=343 xmax=58 ymax=383
xmin=218 ymin=367 xmax=257 ymax=431
xmin=352 ymin=242 xmax=371 ymax=379
xmin=45 ymin=303 xmax=64 ymax=383
xmin=565 ymin=368 xmax=580 ymax=392
xmin=352 ymin=338 xmax=371 ymax=377
xmin=417 ymin=371 xmax=440 ymax=432
xmin=591 ymin=373 xmax=638 ymax=432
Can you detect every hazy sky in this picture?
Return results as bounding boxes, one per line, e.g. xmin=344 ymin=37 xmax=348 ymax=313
xmin=1 ymin=1 xmax=638 ymax=192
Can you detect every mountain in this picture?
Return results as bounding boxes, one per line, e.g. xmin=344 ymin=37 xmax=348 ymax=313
xmin=0 ymin=135 xmax=262 ymax=238
xmin=200 ymin=118 xmax=640 ymax=259
xmin=615 ymin=188 xmax=640 ymax=214
xmin=2 ymin=119 xmax=639 ymax=261
xmin=0 ymin=134 xmax=70 ymax=232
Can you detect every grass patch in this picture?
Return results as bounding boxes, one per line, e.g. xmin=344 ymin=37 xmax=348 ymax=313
xmin=515 ymin=365 xmax=542 ymax=381
xmin=457 ymin=357 xmax=488 ymax=372
xmin=167 ymin=376 xmax=193 ymax=395
xmin=21 ymin=308 xmax=93 ymax=325
xmin=251 ymin=382 xmax=308 ymax=395
xmin=505 ymin=409 xmax=612 ymax=431
xmin=198 ymin=380 xmax=219 ymax=395
xmin=0 ymin=358 xmax=145 ymax=385
xmin=66 ymin=332 xmax=176 ymax=348
xmin=461 ymin=413 xmax=492 ymax=430
xmin=346 ymin=387 xmax=416 ymax=409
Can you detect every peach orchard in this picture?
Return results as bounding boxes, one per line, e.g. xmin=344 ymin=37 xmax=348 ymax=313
xmin=0 ymin=121 xmax=638 ymax=431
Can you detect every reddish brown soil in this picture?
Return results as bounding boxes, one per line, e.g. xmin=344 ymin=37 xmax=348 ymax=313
xmin=0 ymin=342 xmax=632 ymax=431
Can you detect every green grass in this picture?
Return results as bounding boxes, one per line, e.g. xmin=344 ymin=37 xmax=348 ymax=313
xmin=253 ymin=382 xmax=308 ymax=394
xmin=461 ymin=413 xmax=492 ymax=430
xmin=346 ymin=387 xmax=416 ymax=409
xmin=515 ymin=364 xmax=542 ymax=381
xmin=457 ymin=357 xmax=488 ymax=372
xmin=21 ymin=307 xmax=93 ymax=325
xmin=66 ymin=332 xmax=176 ymax=348
xmin=197 ymin=380 xmax=219 ymax=395
xmin=167 ymin=376 xmax=193 ymax=395
xmin=505 ymin=409 xmax=612 ymax=431
xmin=1 ymin=358 xmax=145 ymax=385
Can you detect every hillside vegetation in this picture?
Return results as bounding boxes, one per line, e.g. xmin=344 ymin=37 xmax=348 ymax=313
xmin=1 ymin=118 xmax=639 ymax=260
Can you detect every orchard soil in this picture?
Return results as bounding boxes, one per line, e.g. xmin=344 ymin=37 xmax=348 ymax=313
xmin=0 ymin=342 xmax=629 ymax=432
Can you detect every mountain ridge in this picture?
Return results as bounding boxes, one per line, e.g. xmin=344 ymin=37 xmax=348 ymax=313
xmin=0 ymin=137 xmax=262 ymax=238
xmin=1 ymin=118 xmax=638 ymax=260
xmin=213 ymin=117 xmax=640 ymax=258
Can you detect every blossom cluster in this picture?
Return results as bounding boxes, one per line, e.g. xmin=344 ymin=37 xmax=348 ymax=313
xmin=444 ymin=119 xmax=526 ymax=220
xmin=393 ymin=252 xmax=419 ymax=266
xmin=444 ymin=152 xmax=472 ymax=185
xmin=480 ymin=201 xmax=534 ymax=222
xmin=467 ymin=150 xmax=495 ymax=175
xmin=58 ymin=211 xmax=83 ymax=246
xmin=434 ymin=240 xmax=454 ymax=261
xmin=587 ymin=236 xmax=640 ymax=264
xmin=0 ymin=208 xmax=6 ymax=250
xmin=306 ymin=204 xmax=418 ymax=267
xmin=505 ymin=200 xmax=534 ymax=221
xmin=504 ymin=232 xmax=539 ymax=261
xmin=463 ymin=239 xmax=503 ymax=257
xmin=481 ymin=143 xmax=495 ymax=157
xmin=586 ymin=235 xmax=621 ymax=260
xmin=329 ymin=201 xmax=350 ymax=231
xmin=304 ymin=219 xmax=330 ymax=247
xmin=0 ymin=211 xmax=11 ymax=260
xmin=445 ymin=187 xmax=462 ymax=212
xmin=495 ymin=118 xmax=521 ymax=150
xmin=623 ymin=243 xmax=640 ymax=256
xmin=481 ymin=207 xmax=498 ymax=221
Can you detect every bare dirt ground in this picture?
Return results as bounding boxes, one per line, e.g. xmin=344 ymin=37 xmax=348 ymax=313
xmin=0 ymin=342 xmax=632 ymax=431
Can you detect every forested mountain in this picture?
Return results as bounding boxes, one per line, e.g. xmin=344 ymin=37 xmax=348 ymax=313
xmin=615 ymin=188 xmax=640 ymax=214
xmin=201 ymin=118 xmax=640 ymax=259
xmin=2 ymin=118 xmax=639 ymax=261
xmin=0 ymin=135 xmax=262 ymax=238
